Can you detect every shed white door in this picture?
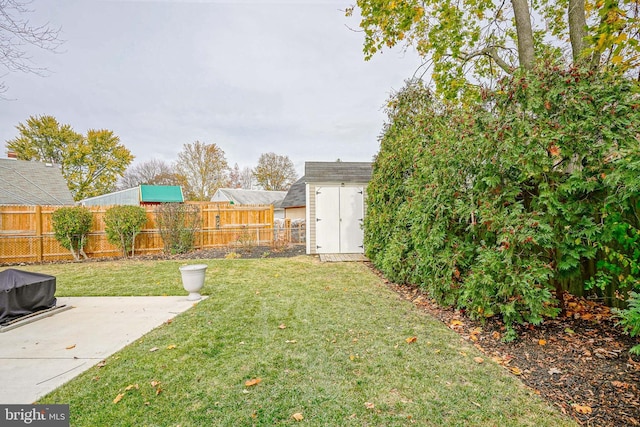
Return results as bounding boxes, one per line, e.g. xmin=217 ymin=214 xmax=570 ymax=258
xmin=315 ymin=186 xmax=364 ymax=254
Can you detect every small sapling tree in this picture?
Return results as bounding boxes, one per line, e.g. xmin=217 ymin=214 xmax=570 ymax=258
xmin=52 ymin=206 xmax=93 ymax=260
xmin=155 ymin=203 xmax=200 ymax=254
xmin=104 ymin=205 xmax=148 ymax=257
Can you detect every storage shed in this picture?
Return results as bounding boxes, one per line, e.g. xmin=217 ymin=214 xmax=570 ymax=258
xmin=78 ymin=185 xmax=184 ymax=206
xmin=304 ymin=161 xmax=372 ymax=255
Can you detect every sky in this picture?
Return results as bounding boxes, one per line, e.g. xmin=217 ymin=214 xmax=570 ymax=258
xmin=0 ymin=0 xmax=423 ymax=176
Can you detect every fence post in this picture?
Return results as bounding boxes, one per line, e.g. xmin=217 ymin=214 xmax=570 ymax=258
xmin=199 ymin=203 xmax=204 ymax=250
xmin=35 ymin=205 xmax=43 ymax=262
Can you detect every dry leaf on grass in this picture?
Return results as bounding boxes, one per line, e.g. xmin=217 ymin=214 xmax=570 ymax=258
xmin=278 ymin=324 xmax=287 ymax=329
xmin=245 ymin=378 xmax=262 ymax=387
xmin=150 ymin=380 xmax=161 ymax=387
xmin=149 ymin=347 xmax=159 ymax=352
xmin=509 ymin=367 xmax=523 ymax=376
xmin=291 ymin=413 xmax=304 ymax=421
xmin=124 ymin=384 xmax=139 ymax=391
xmin=405 ymin=336 xmax=417 ymax=344
xmin=473 ymin=357 xmax=484 ymax=364
xmin=167 ymin=344 xmax=177 ymax=350
xmin=364 ymin=402 xmax=375 ymax=409
xmin=113 ymin=393 xmax=125 ymax=404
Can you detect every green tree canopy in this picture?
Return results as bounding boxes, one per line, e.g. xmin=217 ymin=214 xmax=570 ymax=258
xmin=349 ymin=0 xmax=640 ymax=99
xmin=6 ymin=115 xmax=134 ymax=201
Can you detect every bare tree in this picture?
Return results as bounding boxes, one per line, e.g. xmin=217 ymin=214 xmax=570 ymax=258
xmin=119 ymin=159 xmax=176 ymax=189
xmin=175 ymin=141 xmax=229 ymax=201
xmin=253 ymin=152 xmax=298 ymax=191
xmin=228 ymin=163 xmax=242 ymax=189
xmin=240 ymin=166 xmax=254 ymax=190
xmin=0 ymin=0 xmax=63 ymax=95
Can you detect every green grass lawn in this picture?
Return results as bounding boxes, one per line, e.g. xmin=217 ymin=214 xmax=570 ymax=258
xmin=7 ymin=257 xmax=576 ymax=426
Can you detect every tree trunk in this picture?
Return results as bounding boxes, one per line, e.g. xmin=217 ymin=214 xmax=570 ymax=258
xmin=511 ymin=0 xmax=535 ymax=70
xmin=568 ymin=0 xmax=588 ymax=63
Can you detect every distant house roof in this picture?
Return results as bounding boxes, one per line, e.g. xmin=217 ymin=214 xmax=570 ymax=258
xmin=211 ymin=188 xmax=287 ymax=206
xmin=280 ymin=176 xmax=306 ymax=208
xmin=79 ymin=185 xmax=184 ymax=206
xmin=139 ymin=185 xmax=184 ymax=203
xmin=0 ymin=158 xmax=74 ymax=205
xmin=304 ymin=162 xmax=373 ymax=183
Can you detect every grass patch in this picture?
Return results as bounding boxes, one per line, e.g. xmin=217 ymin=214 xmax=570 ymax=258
xmin=7 ymin=258 xmax=575 ymax=426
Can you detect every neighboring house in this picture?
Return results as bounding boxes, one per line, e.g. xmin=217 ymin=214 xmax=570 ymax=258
xmin=304 ymin=161 xmax=373 ymax=255
xmin=280 ymin=176 xmax=306 ymax=220
xmin=211 ymin=188 xmax=287 ymax=219
xmin=78 ymin=185 xmax=184 ymax=206
xmin=0 ymin=158 xmax=74 ymax=205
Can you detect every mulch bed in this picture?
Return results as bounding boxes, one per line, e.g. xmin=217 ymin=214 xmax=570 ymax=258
xmin=370 ymin=265 xmax=640 ymax=427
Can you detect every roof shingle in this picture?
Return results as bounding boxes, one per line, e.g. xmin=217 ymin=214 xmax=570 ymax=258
xmin=0 ymin=159 xmax=74 ymax=205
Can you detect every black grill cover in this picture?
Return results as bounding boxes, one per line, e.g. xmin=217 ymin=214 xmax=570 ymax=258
xmin=0 ymin=269 xmax=57 ymax=324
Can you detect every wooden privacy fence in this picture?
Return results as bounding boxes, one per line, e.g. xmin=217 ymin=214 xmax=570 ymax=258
xmin=0 ymin=203 xmax=303 ymax=264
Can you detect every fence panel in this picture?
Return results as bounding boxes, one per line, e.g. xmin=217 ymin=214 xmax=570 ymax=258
xmin=0 ymin=203 xmax=300 ymax=264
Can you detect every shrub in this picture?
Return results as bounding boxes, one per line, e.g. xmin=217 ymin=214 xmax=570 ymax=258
xmin=613 ymin=292 xmax=640 ymax=355
xmin=366 ymin=68 xmax=640 ymax=338
xmin=155 ymin=203 xmax=200 ymax=254
xmin=613 ymin=291 xmax=640 ymax=356
xmin=52 ymin=206 xmax=93 ymax=260
xmin=104 ymin=205 xmax=148 ymax=257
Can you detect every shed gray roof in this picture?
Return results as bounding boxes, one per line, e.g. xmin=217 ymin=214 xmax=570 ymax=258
xmin=0 ymin=159 xmax=74 ymax=205
xmin=304 ymin=162 xmax=372 ymax=183
xmin=280 ymin=176 xmax=306 ymax=208
xmin=213 ymin=188 xmax=287 ymax=206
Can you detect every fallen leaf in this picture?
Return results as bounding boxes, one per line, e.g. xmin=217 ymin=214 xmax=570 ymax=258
xmin=291 ymin=413 xmax=304 ymax=421
xmin=113 ymin=393 xmax=125 ymax=404
xmin=364 ymin=402 xmax=375 ymax=409
xmin=548 ymin=367 xmax=563 ymax=375
xmin=572 ymin=404 xmax=592 ymax=414
xmin=96 ymin=360 xmax=107 ymax=368
xmin=612 ymin=380 xmax=629 ymax=388
xmin=65 ymin=344 xmax=76 ymax=350
xmin=150 ymin=380 xmax=161 ymax=387
xmin=492 ymin=331 xmax=501 ymax=340
xmin=155 ymin=387 xmax=162 ymax=395
xmin=450 ymin=320 xmax=464 ymax=327
xmin=245 ymin=378 xmax=262 ymax=387
xmin=538 ymin=339 xmax=547 ymax=346
xmin=349 ymin=354 xmax=356 ymax=361
xmin=564 ymin=328 xmax=575 ymax=335
xmin=549 ymin=144 xmax=561 ymax=157
xmin=405 ymin=336 xmax=417 ymax=344
xmin=285 ymin=340 xmax=297 ymax=344
xmin=149 ymin=347 xmax=159 ymax=352
xmin=167 ymin=344 xmax=177 ymax=350
xmin=124 ymin=384 xmax=139 ymax=391
xmin=509 ymin=367 xmax=522 ymax=375
xmin=473 ymin=357 xmax=484 ymax=364
xmin=278 ymin=324 xmax=287 ymax=329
